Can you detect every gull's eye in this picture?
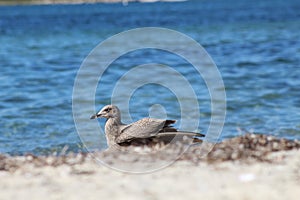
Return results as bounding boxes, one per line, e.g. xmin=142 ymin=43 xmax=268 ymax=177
xmin=105 ymin=108 xmax=112 ymax=112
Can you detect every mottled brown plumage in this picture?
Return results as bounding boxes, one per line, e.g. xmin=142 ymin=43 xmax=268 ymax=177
xmin=90 ymin=105 xmax=204 ymax=147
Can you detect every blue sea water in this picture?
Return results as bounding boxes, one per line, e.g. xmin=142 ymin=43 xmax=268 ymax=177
xmin=0 ymin=0 xmax=300 ymax=155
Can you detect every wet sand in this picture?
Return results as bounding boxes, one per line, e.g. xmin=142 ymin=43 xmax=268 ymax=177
xmin=1 ymin=134 xmax=300 ymax=200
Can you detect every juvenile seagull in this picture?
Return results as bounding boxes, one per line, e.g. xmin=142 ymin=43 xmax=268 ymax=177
xmin=90 ymin=105 xmax=204 ymax=147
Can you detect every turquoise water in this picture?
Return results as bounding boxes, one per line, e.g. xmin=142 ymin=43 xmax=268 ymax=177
xmin=0 ymin=0 xmax=300 ymax=155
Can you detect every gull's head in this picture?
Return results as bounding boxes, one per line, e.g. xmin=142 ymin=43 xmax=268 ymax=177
xmin=90 ymin=105 xmax=120 ymax=119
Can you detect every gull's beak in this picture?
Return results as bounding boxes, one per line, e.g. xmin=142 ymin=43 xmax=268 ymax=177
xmin=90 ymin=113 xmax=101 ymax=119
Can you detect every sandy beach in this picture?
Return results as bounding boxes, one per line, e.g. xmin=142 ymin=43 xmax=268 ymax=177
xmin=1 ymin=0 xmax=299 ymax=199
xmin=1 ymin=134 xmax=300 ymax=200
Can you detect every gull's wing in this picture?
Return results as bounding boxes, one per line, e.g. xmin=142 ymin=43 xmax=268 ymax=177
xmin=116 ymin=131 xmax=205 ymax=146
xmin=116 ymin=118 xmax=175 ymax=143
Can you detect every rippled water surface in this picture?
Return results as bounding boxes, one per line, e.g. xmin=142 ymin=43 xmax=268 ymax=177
xmin=0 ymin=0 xmax=300 ymax=154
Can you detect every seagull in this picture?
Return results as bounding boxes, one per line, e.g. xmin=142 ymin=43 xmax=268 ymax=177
xmin=90 ymin=105 xmax=204 ymax=147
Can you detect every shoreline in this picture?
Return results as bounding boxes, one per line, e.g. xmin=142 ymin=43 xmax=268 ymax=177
xmin=0 ymin=0 xmax=185 ymax=6
xmin=1 ymin=133 xmax=299 ymax=170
